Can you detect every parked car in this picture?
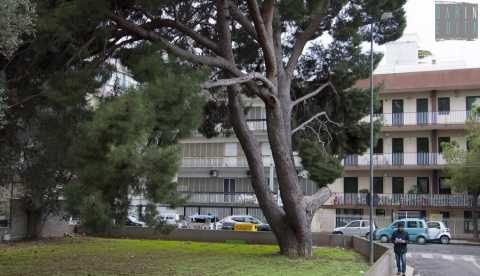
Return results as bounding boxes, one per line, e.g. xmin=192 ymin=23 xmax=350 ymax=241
xmin=217 ymin=215 xmax=270 ymax=231
xmin=332 ymin=220 xmax=376 ymax=237
xmin=426 ymin=221 xmax=451 ymax=244
xmin=126 ymin=216 xmax=146 ymax=227
xmin=189 ymin=214 xmax=219 ymax=223
xmin=158 ymin=213 xmax=180 ymax=226
xmin=375 ymin=218 xmax=429 ymax=244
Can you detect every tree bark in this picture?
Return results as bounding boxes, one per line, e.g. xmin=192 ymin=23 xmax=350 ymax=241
xmin=25 ymin=208 xmax=43 ymax=240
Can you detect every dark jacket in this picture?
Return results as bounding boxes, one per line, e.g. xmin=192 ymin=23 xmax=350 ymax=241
xmin=391 ymin=230 xmax=409 ymax=254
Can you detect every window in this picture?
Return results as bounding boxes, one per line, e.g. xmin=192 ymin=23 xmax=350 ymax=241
xmin=344 ymin=177 xmax=358 ymax=193
xmin=439 ymin=177 xmax=451 ymax=194
xmin=224 ymin=178 xmax=236 ymax=194
xmin=438 ymin=137 xmax=451 ymax=153
xmin=427 ymin=222 xmax=441 ymax=229
xmin=438 ymin=97 xmax=450 ymax=114
xmin=373 ymin=177 xmax=384 ymax=194
xmin=407 ymin=221 xmax=418 ymax=228
xmin=392 ymin=177 xmax=404 ymax=194
xmin=374 ymin=139 xmax=383 ymax=154
xmin=417 ymin=177 xmax=429 ymax=194
xmin=466 ymin=96 xmax=480 ymax=111
xmin=391 ymin=221 xmax=405 ymax=228
xmin=246 ymin=107 xmax=266 ymax=121
xmin=232 ymin=216 xmax=245 ymax=222
xmin=347 ymin=221 xmax=361 ymax=227
xmin=376 ymin=209 xmax=386 ymax=216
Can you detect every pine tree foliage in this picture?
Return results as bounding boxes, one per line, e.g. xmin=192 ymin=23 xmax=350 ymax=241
xmin=67 ymin=51 xmax=206 ymax=229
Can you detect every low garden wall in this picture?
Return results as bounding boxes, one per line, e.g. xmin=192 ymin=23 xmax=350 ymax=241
xmin=104 ymin=228 xmax=394 ymax=275
xmin=104 ymin=227 xmax=348 ymax=247
xmin=352 ymin=236 xmax=395 ymax=276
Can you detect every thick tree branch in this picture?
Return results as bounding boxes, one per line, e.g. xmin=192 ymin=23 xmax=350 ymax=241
xmin=246 ymin=0 xmax=277 ymax=79
xmin=291 ymin=112 xmax=341 ymax=135
xmin=147 ymin=18 xmax=220 ymax=54
xmin=109 ymin=14 xmax=237 ymax=73
xmin=228 ymin=2 xmax=257 ymax=38
xmin=305 ymin=187 xmax=331 ymax=211
xmin=291 ymin=81 xmax=337 ymax=108
xmin=286 ymin=10 xmax=326 ymax=77
xmin=202 ymin=72 xmax=275 ymax=90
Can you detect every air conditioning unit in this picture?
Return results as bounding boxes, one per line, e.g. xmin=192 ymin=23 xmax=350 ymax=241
xmin=209 ymin=170 xmax=218 ymax=177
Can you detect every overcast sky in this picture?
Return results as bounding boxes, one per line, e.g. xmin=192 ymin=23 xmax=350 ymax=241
xmin=400 ymin=0 xmax=480 ymax=67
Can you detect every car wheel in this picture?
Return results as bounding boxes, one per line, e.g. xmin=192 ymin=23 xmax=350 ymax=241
xmin=417 ymin=236 xmax=426 ymax=245
xmin=380 ymin=235 xmax=389 ymax=243
xmin=365 ymin=232 xmax=370 ymax=239
xmin=440 ymin=235 xmax=450 ymax=244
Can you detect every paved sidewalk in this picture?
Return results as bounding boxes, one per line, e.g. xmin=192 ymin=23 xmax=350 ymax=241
xmin=391 ymin=265 xmax=414 ymax=276
xmin=450 ymin=239 xmax=480 ymax=246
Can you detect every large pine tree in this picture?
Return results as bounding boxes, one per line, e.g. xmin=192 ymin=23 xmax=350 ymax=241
xmin=3 ymin=0 xmax=406 ymax=255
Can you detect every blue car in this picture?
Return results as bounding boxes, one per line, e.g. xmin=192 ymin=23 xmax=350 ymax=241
xmin=375 ymin=218 xmax=429 ymax=245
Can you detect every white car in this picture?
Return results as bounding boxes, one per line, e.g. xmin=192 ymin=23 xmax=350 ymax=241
xmin=126 ymin=216 xmax=146 ymax=227
xmin=427 ymin=221 xmax=451 ymax=244
xmin=158 ymin=213 xmax=180 ymax=226
xmin=332 ymin=220 xmax=376 ymax=238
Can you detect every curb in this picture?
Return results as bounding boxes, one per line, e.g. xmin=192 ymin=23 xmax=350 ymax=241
xmin=450 ymin=240 xmax=480 ymax=246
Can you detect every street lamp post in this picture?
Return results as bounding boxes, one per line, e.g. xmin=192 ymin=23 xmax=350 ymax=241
xmin=369 ymin=12 xmax=393 ymax=265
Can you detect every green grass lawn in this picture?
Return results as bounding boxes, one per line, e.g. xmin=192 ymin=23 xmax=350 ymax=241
xmin=0 ymin=238 xmax=369 ymax=276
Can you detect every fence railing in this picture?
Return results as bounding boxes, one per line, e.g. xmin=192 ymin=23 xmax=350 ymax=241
xmin=246 ymin=119 xmax=267 ymax=131
xmin=331 ymin=193 xmax=474 ymax=208
xmin=343 ymin=153 xmax=447 ymax=167
xmin=181 ymin=157 xmax=249 ymax=168
xmin=181 ymin=156 xmax=302 ymax=168
xmin=179 ymin=192 xmax=262 ymax=205
xmin=370 ymin=110 xmax=477 ymax=127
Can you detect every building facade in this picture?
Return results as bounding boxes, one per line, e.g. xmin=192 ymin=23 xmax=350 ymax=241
xmin=322 ymin=67 xmax=480 ymax=239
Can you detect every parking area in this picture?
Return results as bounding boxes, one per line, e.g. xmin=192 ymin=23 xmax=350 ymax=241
xmin=396 ymin=244 xmax=480 ymax=276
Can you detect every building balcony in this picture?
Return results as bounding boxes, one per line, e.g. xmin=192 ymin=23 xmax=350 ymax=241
xmin=329 ymin=192 xmax=475 ymax=209
xmin=181 ymin=156 xmax=302 ymax=169
xmin=178 ymin=192 xmax=263 ymax=206
xmin=343 ymin=153 xmax=447 ymax=170
xmin=181 ymin=157 xmax=249 ymax=168
xmin=246 ymin=119 xmax=267 ymax=131
xmin=372 ymin=111 xmax=474 ymax=130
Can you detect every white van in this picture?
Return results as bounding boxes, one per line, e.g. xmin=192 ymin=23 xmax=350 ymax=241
xmin=158 ymin=213 xmax=180 ymax=225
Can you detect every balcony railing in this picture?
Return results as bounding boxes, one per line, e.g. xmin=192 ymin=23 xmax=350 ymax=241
xmin=372 ymin=110 xmax=476 ymax=127
xmin=343 ymin=153 xmax=447 ymax=168
xmin=181 ymin=157 xmax=249 ymax=168
xmin=179 ymin=192 xmax=261 ymax=205
xmin=181 ymin=156 xmax=302 ymax=168
xmin=246 ymin=119 xmax=267 ymax=131
xmin=331 ymin=193 xmax=475 ymax=208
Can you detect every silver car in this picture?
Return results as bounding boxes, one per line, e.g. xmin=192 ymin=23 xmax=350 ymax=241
xmin=333 ymin=220 xmax=376 ymax=237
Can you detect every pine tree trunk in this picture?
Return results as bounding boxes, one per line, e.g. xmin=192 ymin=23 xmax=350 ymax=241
xmin=25 ymin=208 xmax=43 ymax=240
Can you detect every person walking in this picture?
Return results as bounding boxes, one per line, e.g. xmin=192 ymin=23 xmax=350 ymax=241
xmin=392 ymin=222 xmax=409 ymax=276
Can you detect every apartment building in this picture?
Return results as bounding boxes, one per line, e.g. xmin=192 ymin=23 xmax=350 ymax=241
xmin=169 ymin=99 xmax=318 ymax=222
xmin=318 ymin=67 xmax=480 ymax=238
